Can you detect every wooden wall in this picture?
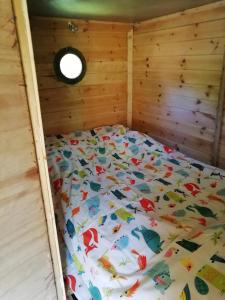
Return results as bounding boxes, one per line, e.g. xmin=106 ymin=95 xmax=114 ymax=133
xmin=219 ymin=102 xmax=225 ymax=168
xmin=133 ymin=1 xmax=225 ymax=165
xmin=31 ymin=17 xmax=131 ymax=135
xmin=0 ymin=1 xmax=57 ymax=299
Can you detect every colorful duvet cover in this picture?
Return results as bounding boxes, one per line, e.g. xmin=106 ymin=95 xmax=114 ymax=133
xmin=46 ymin=125 xmax=225 ymax=300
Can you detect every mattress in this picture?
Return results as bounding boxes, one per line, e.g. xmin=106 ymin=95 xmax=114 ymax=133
xmin=46 ymin=125 xmax=225 ymax=300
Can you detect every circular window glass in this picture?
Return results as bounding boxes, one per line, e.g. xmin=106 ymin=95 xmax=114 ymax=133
xmin=54 ymin=47 xmax=86 ymax=84
xmin=60 ymin=53 xmax=83 ymax=79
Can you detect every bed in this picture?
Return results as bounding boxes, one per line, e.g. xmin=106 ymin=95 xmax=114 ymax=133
xmin=46 ymin=125 xmax=225 ymax=300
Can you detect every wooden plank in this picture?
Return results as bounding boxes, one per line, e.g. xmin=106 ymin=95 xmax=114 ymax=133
xmin=219 ymin=123 xmax=225 ymax=168
xmin=39 ymin=82 xmax=126 ymax=98
xmin=132 ymin=119 xmax=212 ymax=162
xmin=41 ymin=93 xmax=127 ymax=113
xmin=134 ymin=114 xmax=214 ymax=143
xmin=31 ymin=17 xmax=129 ymax=134
xmin=31 ymin=16 xmax=132 ymax=32
xmin=213 ymin=50 xmax=225 ymax=166
xmin=0 ymin=47 xmax=21 ymax=62
xmin=134 ymin=101 xmax=216 ymax=128
xmin=34 ymin=48 xmax=127 ymax=63
xmin=42 ymin=106 xmax=127 ymax=122
xmin=12 ymin=1 xmax=66 ymax=299
xmin=37 ymin=72 xmax=127 ymax=90
xmin=0 ymin=0 xmax=58 ymax=299
xmin=133 ymin=55 xmax=223 ymax=71
xmin=135 ymin=18 xmax=225 ymax=45
xmin=134 ymin=69 xmax=221 ymax=86
xmin=133 ymin=2 xmax=225 ymax=164
xmin=135 ymin=1 xmax=225 ymax=33
xmin=134 ymin=81 xmax=219 ymax=102
xmin=32 ymin=37 xmax=127 ymax=53
xmin=36 ymin=61 xmax=127 ymax=76
xmin=32 ymin=34 xmax=127 ymax=50
xmin=134 ymin=93 xmax=217 ymax=116
xmin=127 ymin=28 xmax=133 ymax=128
xmin=218 ymin=86 xmax=225 ymax=169
xmin=134 ymin=37 xmax=225 ymax=57
xmin=43 ymin=111 xmax=127 ymax=135
xmin=32 ymin=30 xmax=128 ymax=39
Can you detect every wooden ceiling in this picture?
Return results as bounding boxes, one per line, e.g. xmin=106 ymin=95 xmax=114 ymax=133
xmin=27 ymin=0 xmax=220 ymax=22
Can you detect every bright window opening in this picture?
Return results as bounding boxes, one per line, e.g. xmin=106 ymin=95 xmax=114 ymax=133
xmin=60 ymin=53 xmax=83 ymax=79
xmin=54 ymin=47 xmax=86 ymax=85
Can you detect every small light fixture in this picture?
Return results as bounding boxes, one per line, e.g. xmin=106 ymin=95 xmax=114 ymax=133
xmin=68 ymin=21 xmax=79 ymax=32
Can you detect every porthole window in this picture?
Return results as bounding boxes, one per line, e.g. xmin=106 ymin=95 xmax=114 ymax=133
xmin=54 ymin=47 xmax=86 ymax=85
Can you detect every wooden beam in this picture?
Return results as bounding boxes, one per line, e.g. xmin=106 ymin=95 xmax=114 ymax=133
xmin=213 ymin=50 xmax=225 ymax=166
xmin=31 ymin=15 xmax=133 ymax=32
xmin=12 ymin=1 xmax=66 ymax=299
xmin=127 ymin=28 xmax=133 ymax=128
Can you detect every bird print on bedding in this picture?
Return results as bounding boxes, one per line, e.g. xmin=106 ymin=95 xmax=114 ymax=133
xmin=46 ymin=125 xmax=225 ymax=300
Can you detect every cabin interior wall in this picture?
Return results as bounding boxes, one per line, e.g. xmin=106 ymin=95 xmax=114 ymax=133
xmin=0 ymin=1 xmax=57 ymax=299
xmin=30 ymin=1 xmax=225 ymax=167
xmin=133 ymin=1 xmax=225 ymax=167
xmin=30 ymin=17 xmax=131 ymax=135
xmin=1 ymin=1 xmax=224 ymax=299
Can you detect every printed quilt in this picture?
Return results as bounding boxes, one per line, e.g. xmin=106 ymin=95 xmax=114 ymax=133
xmin=46 ymin=125 xmax=225 ymax=300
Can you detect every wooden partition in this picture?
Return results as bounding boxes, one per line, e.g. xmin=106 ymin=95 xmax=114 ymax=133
xmin=0 ymin=0 xmax=61 ymax=299
xmin=219 ymin=103 xmax=225 ymax=168
xmin=133 ymin=1 xmax=225 ymax=166
xmin=31 ymin=17 xmax=131 ymax=135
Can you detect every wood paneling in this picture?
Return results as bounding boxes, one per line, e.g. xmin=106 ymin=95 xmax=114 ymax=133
xmin=0 ymin=1 xmax=57 ymax=299
xmin=135 ymin=1 xmax=225 ymax=32
xmin=13 ymin=1 xmax=66 ymax=298
xmin=219 ymin=98 xmax=225 ymax=168
xmin=127 ymin=29 xmax=133 ymax=127
xmin=213 ymin=50 xmax=225 ymax=167
xmin=133 ymin=1 xmax=225 ymax=166
xmin=31 ymin=17 xmax=131 ymax=135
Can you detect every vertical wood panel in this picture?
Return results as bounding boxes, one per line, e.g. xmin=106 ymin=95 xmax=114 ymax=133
xmin=31 ymin=17 xmax=131 ymax=135
xmin=0 ymin=1 xmax=58 ymax=299
xmin=133 ymin=1 xmax=225 ymax=166
xmin=213 ymin=50 xmax=225 ymax=166
xmin=127 ymin=28 xmax=133 ymax=128
xmin=218 ymin=95 xmax=225 ymax=169
xmin=12 ymin=1 xmax=66 ymax=299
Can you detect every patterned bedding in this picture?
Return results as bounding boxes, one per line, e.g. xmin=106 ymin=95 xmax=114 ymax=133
xmin=46 ymin=125 xmax=225 ymax=300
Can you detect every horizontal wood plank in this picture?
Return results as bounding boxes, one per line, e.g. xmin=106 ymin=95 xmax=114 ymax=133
xmin=134 ymin=37 xmax=225 ymax=57
xmin=135 ymin=1 xmax=225 ymax=33
xmin=133 ymin=55 xmax=223 ymax=71
xmin=31 ymin=17 xmax=130 ymax=134
xmin=135 ymin=19 xmax=225 ymax=44
xmin=133 ymin=1 xmax=225 ymax=166
xmin=31 ymin=16 xmax=132 ymax=32
xmin=134 ymin=69 xmax=221 ymax=86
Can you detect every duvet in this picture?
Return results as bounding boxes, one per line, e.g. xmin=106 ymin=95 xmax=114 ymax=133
xmin=46 ymin=125 xmax=225 ymax=300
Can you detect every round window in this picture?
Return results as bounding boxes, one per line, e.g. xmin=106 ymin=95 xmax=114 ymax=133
xmin=54 ymin=47 xmax=86 ymax=84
